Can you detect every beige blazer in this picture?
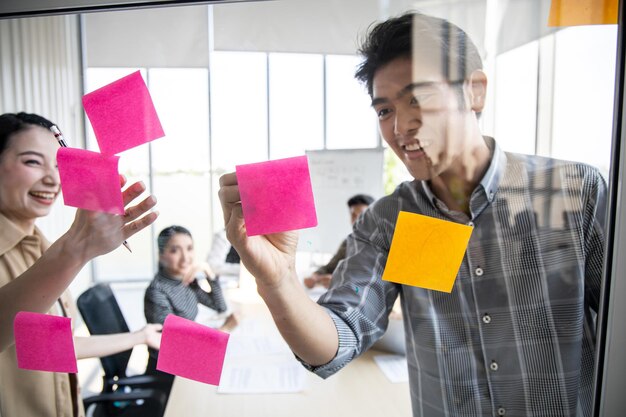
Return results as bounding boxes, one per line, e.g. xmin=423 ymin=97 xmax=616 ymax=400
xmin=0 ymin=213 xmax=85 ymax=417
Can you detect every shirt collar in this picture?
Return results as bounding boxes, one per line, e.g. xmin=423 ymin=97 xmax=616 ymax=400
xmin=479 ymin=136 xmax=507 ymax=202
xmin=0 ymin=212 xmax=48 ymax=256
xmin=419 ymin=136 xmax=507 ymax=210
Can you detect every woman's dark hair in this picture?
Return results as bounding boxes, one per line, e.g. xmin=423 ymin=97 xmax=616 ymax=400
xmin=157 ymin=225 xmax=192 ymax=254
xmin=355 ymin=12 xmax=482 ymax=97
xmin=0 ymin=112 xmax=56 ymax=156
xmin=157 ymin=225 xmax=193 ymax=271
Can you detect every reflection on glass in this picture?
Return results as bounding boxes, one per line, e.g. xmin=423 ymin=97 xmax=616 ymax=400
xmin=210 ymin=50 xmax=268 ymax=170
xmin=326 ymin=54 xmax=378 ymax=149
xmin=149 ymin=68 xmax=210 ymax=173
xmin=149 ymin=68 xmax=211 ymax=259
xmin=494 ymin=40 xmax=538 ymax=155
xmin=268 ymin=52 xmax=324 ymax=159
xmin=552 ymin=25 xmax=616 ymax=174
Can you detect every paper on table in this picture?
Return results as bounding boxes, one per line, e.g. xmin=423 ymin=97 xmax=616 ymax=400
xmin=217 ymin=317 xmax=305 ymax=394
xmin=157 ymin=314 xmax=229 ymax=385
xmin=217 ymin=356 xmax=306 ymax=394
xmin=225 ymin=326 xmax=292 ymax=358
xmin=83 ymin=70 xmax=165 ymax=156
xmin=373 ymin=354 xmax=409 ymax=383
xmin=57 ymin=148 xmax=124 ymax=215
xmin=382 ymin=211 xmax=473 ymax=292
xmin=236 ymin=155 xmax=317 ymax=236
xmin=195 ymin=303 xmax=228 ymax=328
xmin=14 ymin=311 xmax=77 ymax=373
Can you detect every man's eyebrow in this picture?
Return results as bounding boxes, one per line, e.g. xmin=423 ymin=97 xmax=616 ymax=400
xmin=370 ymin=97 xmax=388 ymax=107
xmin=371 ymin=81 xmax=438 ymax=107
xmin=397 ymin=81 xmax=438 ymax=97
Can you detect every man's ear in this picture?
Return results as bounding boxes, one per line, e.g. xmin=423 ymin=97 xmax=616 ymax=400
xmin=468 ymin=70 xmax=487 ymax=112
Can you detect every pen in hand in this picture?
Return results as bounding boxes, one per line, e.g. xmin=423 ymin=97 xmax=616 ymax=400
xmin=50 ymin=125 xmax=132 ymax=253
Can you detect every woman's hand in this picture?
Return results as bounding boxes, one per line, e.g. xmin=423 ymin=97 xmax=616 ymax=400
xmin=182 ymin=262 xmax=216 ymax=286
xmin=142 ymin=323 xmax=163 ymax=350
xmin=64 ymin=178 xmax=158 ymax=263
xmin=219 ymin=312 xmax=239 ymax=333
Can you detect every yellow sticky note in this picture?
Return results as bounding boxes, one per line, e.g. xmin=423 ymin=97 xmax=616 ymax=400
xmin=382 ymin=211 xmax=473 ymax=293
xmin=548 ymin=0 xmax=618 ymax=26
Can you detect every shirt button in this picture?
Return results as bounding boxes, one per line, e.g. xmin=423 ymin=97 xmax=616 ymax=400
xmin=475 ymin=267 xmax=484 ymax=276
xmin=490 ymin=361 xmax=499 ymax=371
xmin=497 ymin=406 xmax=506 ymax=416
xmin=482 ymin=314 xmax=491 ymax=324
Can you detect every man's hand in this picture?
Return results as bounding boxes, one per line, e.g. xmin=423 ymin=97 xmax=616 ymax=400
xmin=218 ymin=172 xmax=298 ymax=290
xmin=303 ymin=272 xmax=332 ymax=289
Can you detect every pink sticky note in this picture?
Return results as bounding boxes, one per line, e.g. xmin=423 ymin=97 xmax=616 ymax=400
xmin=14 ymin=312 xmax=77 ymax=373
xmin=57 ymin=147 xmax=124 ymax=215
xmin=157 ymin=314 xmax=229 ymax=385
xmin=236 ymin=155 xmax=317 ymax=236
xmin=83 ymin=70 xmax=165 ymax=155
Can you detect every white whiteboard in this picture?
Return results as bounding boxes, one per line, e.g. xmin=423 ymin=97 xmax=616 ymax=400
xmin=299 ymin=148 xmax=385 ymax=253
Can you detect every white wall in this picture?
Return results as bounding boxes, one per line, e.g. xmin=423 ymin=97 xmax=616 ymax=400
xmin=84 ymin=6 xmax=209 ymax=68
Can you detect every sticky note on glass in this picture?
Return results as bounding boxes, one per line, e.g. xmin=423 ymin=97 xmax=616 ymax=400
xmin=57 ymin=147 xmax=124 ymax=215
xmin=382 ymin=211 xmax=473 ymax=292
xmin=236 ymin=155 xmax=317 ymax=236
xmin=14 ymin=312 xmax=77 ymax=373
xmin=548 ymin=0 xmax=618 ymax=26
xmin=83 ymin=70 xmax=165 ymax=155
xmin=157 ymin=314 xmax=229 ymax=385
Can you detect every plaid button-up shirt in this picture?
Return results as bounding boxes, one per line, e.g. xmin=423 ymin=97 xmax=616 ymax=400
xmin=307 ymin=138 xmax=607 ymax=417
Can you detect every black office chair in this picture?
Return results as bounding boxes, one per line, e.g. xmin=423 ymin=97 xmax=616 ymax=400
xmin=77 ymin=283 xmax=170 ymax=417
xmin=83 ymin=389 xmax=167 ymax=417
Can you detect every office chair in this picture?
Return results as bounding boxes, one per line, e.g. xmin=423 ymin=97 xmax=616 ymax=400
xmin=77 ymin=283 xmax=170 ymax=417
xmin=83 ymin=388 xmax=167 ymax=417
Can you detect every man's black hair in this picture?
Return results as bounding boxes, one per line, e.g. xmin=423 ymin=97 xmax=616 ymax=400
xmin=354 ymin=12 xmax=482 ymax=97
xmin=347 ymin=194 xmax=375 ymax=207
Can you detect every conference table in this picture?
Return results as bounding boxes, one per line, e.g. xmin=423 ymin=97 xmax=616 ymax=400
xmin=163 ymin=285 xmax=411 ymax=417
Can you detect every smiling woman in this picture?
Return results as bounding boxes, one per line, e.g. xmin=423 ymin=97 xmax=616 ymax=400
xmin=0 ymin=112 xmax=162 ymax=417
xmin=143 ymin=225 xmax=238 ymax=395
xmin=0 ymin=114 xmax=60 ymax=230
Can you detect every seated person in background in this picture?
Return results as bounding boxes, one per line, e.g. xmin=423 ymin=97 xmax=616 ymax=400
xmin=206 ymin=228 xmax=241 ymax=286
xmin=303 ymin=194 xmax=374 ymax=289
xmin=144 ymin=225 xmax=238 ymax=384
xmin=0 ymin=112 xmax=159 ymax=417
